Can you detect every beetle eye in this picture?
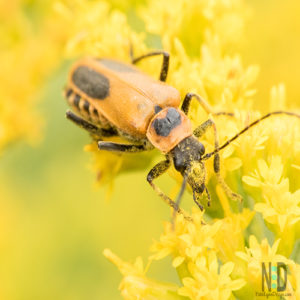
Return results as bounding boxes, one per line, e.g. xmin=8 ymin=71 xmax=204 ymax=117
xmin=199 ymin=143 xmax=205 ymax=156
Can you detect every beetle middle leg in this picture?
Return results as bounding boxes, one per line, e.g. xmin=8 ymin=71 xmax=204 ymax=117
xmin=181 ymin=92 xmax=233 ymax=117
xmin=131 ymin=50 xmax=170 ymax=82
xmin=98 ymin=141 xmax=151 ymax=153
xmin=147 ymin=158 xmax=191 ymax=220
xmin=194 ymin=118 xmax=243 ymax=203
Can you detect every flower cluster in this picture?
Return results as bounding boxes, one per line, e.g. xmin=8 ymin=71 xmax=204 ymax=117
xmin=0 ymin=0 xmax=65 ymax=154
xmin=4 ymin=0 xmax=299 ymax=299
xmin=76 ymin=0 xmax=299 ymax=299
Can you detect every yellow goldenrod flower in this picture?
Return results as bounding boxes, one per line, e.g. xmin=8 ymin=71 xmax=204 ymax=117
xmin=255 ymin=181 xmax=300 ymax=232
xmin=103 ymin=249 xmax=182 ymax=300
xmin=214 ymin=206 xmax=255 ymax=264
xmin=150 ymin=210 xmax=221 ymax=267
xmin=178 ymin=252 xmax=245 ymax=300
xmin=243 ymin=156 xmax=300 ymax=256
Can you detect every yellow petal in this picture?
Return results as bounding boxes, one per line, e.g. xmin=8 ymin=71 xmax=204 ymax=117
xmin=242 ymin=175 xmax=261 ymax=187
xmin=226 ymin=278 xmax=246 ymax=291
xmin=225 ymin=157 xmax=242 ymax=171
xmin=257 ymin=159 xmax=269 ymax=180
xmin=220 ymin=262 xmax=234 ymax=277
xmin=278 ymin=214 xmax=287 ymax=232
xmin=172 ymin=256 xmax=185 ymax=268
xmin=235 ymin=251 xmax=249 ymax=262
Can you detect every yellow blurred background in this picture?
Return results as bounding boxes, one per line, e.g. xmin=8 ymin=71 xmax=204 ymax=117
xmin=242 ymin=0 xmax=300 ymax=109
xmin=0 ymin=0 xmax=299 ymax=299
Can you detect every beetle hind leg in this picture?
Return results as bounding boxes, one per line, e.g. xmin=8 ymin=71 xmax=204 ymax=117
xmin=66 ymin=110 xmax=117 ymax=138
xmin=131 ymin=50 xmax=170 ymax=82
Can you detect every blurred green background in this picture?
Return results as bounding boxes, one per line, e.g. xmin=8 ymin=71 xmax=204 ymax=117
xmin=0 ymin=0 xmax=300 ymax=299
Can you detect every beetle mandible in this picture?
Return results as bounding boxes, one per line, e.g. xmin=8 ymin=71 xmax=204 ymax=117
xmin=64 ymin=50 xmax=300 ymax=218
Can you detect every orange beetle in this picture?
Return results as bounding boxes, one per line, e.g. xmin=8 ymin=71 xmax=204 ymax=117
xmin=64 ymin=51 xmax=300 ymax=217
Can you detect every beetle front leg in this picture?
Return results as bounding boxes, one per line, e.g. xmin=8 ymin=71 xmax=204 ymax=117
xmin=193 ymin=118 xmax=242 ymax=202
xmin=147 ymin=159 xmax=191 ymax=220
xmin=193 ymin=119 xmax=215 ymax=138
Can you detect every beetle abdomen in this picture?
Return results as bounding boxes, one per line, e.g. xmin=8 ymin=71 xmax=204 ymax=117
xmin=64 ymin=88 xmax=111 ymax=128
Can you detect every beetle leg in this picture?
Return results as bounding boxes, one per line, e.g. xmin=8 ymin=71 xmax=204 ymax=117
xmin=193 ymin=191 xmax=204 ymax=211
xmin=98 ymin=141 xmax=150 ymax=153
xmin=213 ymin=111 xmax=234 ymax=117
xmin=66 ymin=110 xmax=116 ymax=138
xmin=181 ymin=92 xmax=233 ymax=117
xmin=147 ymin=158 xmax=192 ymax=220
xmin=131 ymin=51 xmax=170 ymax=82
xmin=181 ymin=93 xmax=212 ymax=115
xmin=193 ymin=118 xmax=243 ymax=202
xmin=193 ymin=119 xmax=214 ymax=138
xmin=204 ymin=186 xmax=211 ymax=207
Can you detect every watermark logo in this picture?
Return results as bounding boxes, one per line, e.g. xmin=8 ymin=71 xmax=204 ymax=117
xmin=262 ymin=262 xmax=287 ymax=292
xmin=255 ymin=262 xmax=293 ymax=298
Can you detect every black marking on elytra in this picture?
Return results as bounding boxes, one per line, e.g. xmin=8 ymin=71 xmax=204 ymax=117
xmin=66 ymin=88 xmax=73 ymax=97
xmin=72 ymin=66 xmax=109 ymax=99
xmin=83 ymin=100 xmax=90 ymax=113
xmin=153 ymin=108 xmax=181 ymax=137
xmin=154 ymin=105 xmax=163 ymax=114
xmin=74 ymin=94 xmax=80 ymax=109
xmin=99 ymin=59 xmax=136 ymax=73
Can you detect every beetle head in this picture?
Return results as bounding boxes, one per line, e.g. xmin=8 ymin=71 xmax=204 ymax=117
xmin=171 ymin=136 xmax=205 ymax=172
xmin=171 ymin=136 xmax=207 ymax=201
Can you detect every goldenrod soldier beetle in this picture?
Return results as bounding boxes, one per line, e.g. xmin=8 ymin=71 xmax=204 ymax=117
xmin=64 ymin=50 xmax=300 ymax=219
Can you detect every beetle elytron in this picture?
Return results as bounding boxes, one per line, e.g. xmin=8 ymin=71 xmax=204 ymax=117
xmin=64 ymin=50 xmax=300 ymax=218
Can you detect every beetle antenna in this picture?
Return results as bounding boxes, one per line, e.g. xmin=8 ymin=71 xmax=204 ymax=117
xmin=202 ymin=110 xmax=300 ymax=160
xmin=171 ymin=173 xmax=188 ymax=228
